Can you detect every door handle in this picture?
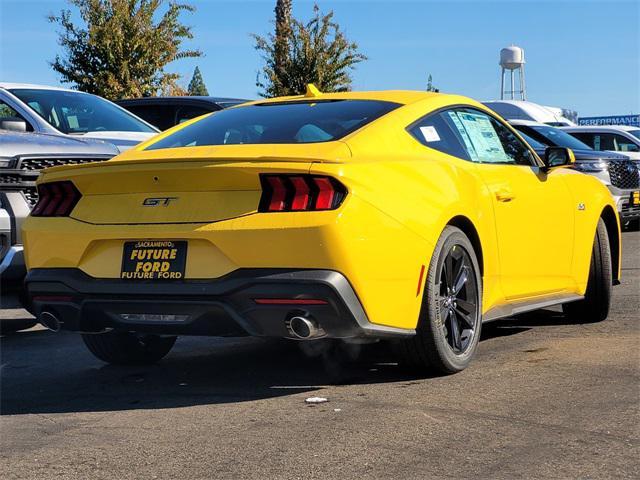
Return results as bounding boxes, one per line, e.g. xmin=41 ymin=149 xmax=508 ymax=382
xmin=495 ymin=189 xmax=515 ymax=202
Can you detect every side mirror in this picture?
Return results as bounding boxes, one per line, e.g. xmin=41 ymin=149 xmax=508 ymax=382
xmin=0 ymin=117 xmax=28 ymax=132
xmin=543 ymin=146 xmax=575 ymax=170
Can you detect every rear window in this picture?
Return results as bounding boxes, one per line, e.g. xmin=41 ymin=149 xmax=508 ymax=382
xmin=145 ymin=100 xmax=400 ymax=150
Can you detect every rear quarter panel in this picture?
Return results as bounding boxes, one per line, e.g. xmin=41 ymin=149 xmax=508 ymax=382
xmin=312 ymin=97 xmax=504 ymax=318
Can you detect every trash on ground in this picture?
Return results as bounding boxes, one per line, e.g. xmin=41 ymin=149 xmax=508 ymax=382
xmin=305 ymin=396 xmax=328 ymax=404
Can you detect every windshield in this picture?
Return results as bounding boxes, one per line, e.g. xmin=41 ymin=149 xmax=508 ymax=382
xmin=515 ymin=130 xmax=545 ymax=149
xmin=513 ymin=124 xmax=591 ymax=150
xmin=10 ymin=88 xmax=156 ymax=134
xmin=628 ymin=129 xmax=640 ymax=140
xmin=145 ymin=100 xmax=400 ymax=150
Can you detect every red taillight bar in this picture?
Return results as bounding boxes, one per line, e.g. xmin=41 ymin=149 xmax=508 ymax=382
xmin=32 ymin=295 xmax=74 ymax=303
xmin=290 ymin=176 xmax=310 ymax=211
xmin=266 ymin=176 xmax=287 ymax=211
xmin=259 ymin=174 xmax=347 ymax=212
xmin=31 ymin=181 xmax=82 ymax=217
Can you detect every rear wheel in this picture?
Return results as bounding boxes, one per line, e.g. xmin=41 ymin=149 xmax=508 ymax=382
xmin=81 ymin=331 xmax=176 ymax=365
xmin=563 ymin=218 xmax=612 ymax=323
xmin=398 ymin=226 xmax=482 ymax=374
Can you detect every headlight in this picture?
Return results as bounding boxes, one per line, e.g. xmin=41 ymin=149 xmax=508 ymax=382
xmin=573 ymin=160 xmax=608 ymax=172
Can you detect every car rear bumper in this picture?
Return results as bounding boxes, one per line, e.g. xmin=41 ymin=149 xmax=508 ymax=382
xmin=25 ymin=268 xmax=415 ymax=339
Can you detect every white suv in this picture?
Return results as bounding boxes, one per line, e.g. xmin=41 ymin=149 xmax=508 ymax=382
xmin=562 ymin=125 xmax=640 ymax=160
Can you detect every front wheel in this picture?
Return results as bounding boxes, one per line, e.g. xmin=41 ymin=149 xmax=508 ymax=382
xmin=81 ymin=331 xmax=176 ymax=365
xmin=398 ymin=226 xmax=482 ymax=374
xmin=563 ymin=218 xmax=612 ymax=323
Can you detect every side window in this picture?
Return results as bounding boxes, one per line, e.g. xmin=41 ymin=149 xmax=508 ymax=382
xmin=126 ymin=105 xmax=175 ymax=131
xmin=570 ymin=132 xmax=595 ymax=148
xmin=0 ymin=100 xmax=33 ymax=132
xmin=176 ymin=106 xmax=213 ymax=125
xmin=612 ymin=134 xmax=640 ymax=153
xmin=445 ymin=108 xmax=535 ymax=165
xmin=408 ymin=111 xmax=471 ymax=161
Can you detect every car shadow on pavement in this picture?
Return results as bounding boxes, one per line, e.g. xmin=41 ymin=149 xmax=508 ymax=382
xmin=0 ymin=330 xmax=427 ymax=416
xmin=0 ymin=307 xmax=580 ymax=416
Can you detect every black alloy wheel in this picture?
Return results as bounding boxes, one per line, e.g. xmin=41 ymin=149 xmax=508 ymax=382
xmin=438 ymin=244 xmax=479 ymax=355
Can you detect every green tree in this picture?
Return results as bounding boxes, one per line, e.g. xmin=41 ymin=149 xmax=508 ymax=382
xmin=187 ymin=66 xmax=209 ymax=96
xmin=49 ymin=0 xmax=202 ymax=100
xmin=253 ymin=3 xmax=367 ymax=97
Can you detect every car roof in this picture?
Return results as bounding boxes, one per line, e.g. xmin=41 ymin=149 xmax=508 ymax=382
xmin=506 ymin=119 xmax=547 ymax=127
xmin=562 ymin=125 xmax=638 ymax=132
xmin=116 ymin=96 xmax=249 ymax=105
xmin=0 ymin=82 xmax=81 ymax=93
xmin=247 ymin=90 xmax=443 ymax=106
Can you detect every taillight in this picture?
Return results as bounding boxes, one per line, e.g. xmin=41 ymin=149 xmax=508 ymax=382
xmin=31 ymin=181 xmax=81 ymax=217
xmin=259 ymin=174 xmax=347 ymax=212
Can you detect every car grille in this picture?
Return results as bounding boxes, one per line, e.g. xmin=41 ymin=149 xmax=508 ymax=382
xmin=18 ymin=157 xmax=102 ymax=171
xmin=0 ymin=155 xmax=112 ymax=207
xmin=608 ymin=160 xmax=640 ymax=190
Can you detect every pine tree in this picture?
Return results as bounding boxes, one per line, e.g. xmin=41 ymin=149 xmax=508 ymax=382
xmin=49 ymin=0 xmax=202 ymax=99
xmin=187 ymin=66 xmax=209 ymax=96
xmin=273 ymin=0 xmax=292 ymax=95
xmin=253 ymin=3 xmax=367 ymax=97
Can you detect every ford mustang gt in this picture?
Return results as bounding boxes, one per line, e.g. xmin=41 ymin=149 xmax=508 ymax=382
xmin=22 ymin=87 xmax=620 ymax=374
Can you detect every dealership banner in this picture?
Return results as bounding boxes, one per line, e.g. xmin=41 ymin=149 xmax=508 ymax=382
xmin=578 ymin=115 xmax=640 ymax=127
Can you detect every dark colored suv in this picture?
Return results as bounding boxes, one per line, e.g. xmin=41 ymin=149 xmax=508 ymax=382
xmin=116 ymin=96 xmax=248 ymax=131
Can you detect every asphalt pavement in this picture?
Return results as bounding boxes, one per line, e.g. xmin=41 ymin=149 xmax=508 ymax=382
xmin=1 ymin=232 xmax=638 ymax=479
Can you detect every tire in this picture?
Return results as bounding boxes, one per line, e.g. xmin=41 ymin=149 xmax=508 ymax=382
xmin=81 ymin=331 xmax=176 ymax=365
xmin=398 ymin=226 xmax=482 ymax=374
xmin=563 ymin=218 xmax=612 ymax=323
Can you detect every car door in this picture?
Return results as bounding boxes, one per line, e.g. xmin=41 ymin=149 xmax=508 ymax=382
xmin=444 ymin=107 xmax=575 ymax=300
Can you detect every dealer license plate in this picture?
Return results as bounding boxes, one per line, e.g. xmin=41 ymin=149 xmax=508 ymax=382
xmin=121 ymin=240 xmax=187 ymax=280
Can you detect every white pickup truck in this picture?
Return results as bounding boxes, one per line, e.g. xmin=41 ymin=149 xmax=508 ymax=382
xmin=0 ymin=131 xmax=117 ymax=331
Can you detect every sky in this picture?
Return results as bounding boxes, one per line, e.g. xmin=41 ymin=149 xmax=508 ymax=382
xmin=0 ymin=0 xmax=638 ymax=117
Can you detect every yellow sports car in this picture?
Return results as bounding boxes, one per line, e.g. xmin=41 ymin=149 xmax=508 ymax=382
xmin=22 ymin=87 xmax=620 ymax=373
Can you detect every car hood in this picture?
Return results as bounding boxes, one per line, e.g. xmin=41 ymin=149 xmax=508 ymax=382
xmin=77 ymin=131 xmax=157 ymax=152
xmin=0 ymin=130 xmax=119 ymax=159
xmin=533 ymin=147 xmax=629 ymax=162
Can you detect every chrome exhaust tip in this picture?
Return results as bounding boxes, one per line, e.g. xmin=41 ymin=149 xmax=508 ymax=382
xmin=286 ymin=315 xmax=323 ymax=340
xmin=39 ymin=311 xmax=61 ymax=332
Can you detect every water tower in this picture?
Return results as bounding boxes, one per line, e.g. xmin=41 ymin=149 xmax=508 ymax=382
xmin=500 ymin=46 xmax=526 ymax=100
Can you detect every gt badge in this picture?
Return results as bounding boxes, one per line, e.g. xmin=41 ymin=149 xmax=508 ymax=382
xmin=143 ymin=197 xmax=178 ymax=207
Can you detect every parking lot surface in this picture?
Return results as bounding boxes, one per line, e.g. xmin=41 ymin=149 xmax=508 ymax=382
xmin=1 ymin=232 xmax=638 ymax=480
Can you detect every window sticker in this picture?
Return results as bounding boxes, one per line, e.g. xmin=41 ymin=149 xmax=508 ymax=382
xmin=594 ymin=135 xmax=601 ymax=150
xmin=448 ymin=112 xmax=479 ymax=161
xmin=448 ymin=111 xmax=511 ymax=163
xmin=67 ymin=115 xmax=79 ymax=129
xmin=419 ymin=125 xmax=441 ymax=142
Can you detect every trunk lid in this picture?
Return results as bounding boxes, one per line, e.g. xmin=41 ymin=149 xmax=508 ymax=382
xmin=41 ymin=142 xmax=351 ymax=225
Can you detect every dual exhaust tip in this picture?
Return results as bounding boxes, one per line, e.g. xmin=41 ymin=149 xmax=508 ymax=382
xmin=286 ymin=315 xmax=324 ymax=340
xmin=39 ymin=311 xmax=61 ymax=332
